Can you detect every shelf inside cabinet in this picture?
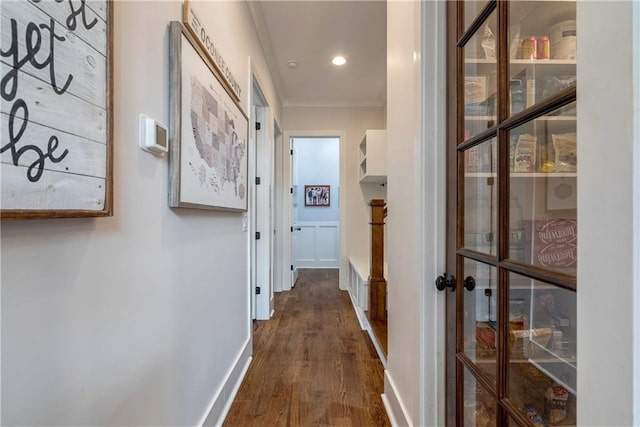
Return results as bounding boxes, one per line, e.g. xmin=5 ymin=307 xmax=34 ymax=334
xmin=359 ymin=129 xmax=387 ymax=183
xmin=465 ymin=115 xmax=575 ymax=122
xmin=466 ymin=59 xmax=576 ymax=66
xmin=509 ymin=172 xmax=576 ymax=178
xmin=463 ymin=172 xmax=576 ymax=178
xmin=528 ymin=350 xmax=577 ymax=395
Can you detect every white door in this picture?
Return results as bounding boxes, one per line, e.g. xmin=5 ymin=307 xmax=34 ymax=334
xmin=291 ymin=139 xmax=299 ymax=286
xmin=252 ymin=85 xmax=272 ymax=320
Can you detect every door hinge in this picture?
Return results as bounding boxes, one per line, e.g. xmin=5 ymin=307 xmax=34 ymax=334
xmin=290 ymin=265 xmax=294 ymax=271
xmin=255 ymin=176 xmax=261 ymax=185
xmin=290 ymin=149 xmax=293 ymax=155
xmin=290 ymin=226 xmax=293 ymax=232
xmin=255 ymin=232 xmax=261 ymax=240
xmin=256 ymin=286 xmax=261 ymax=295
xmin=255 ymin=122 xmax=261 ymax=131
xmin=290 ymin=187 xmax=293 ymax=194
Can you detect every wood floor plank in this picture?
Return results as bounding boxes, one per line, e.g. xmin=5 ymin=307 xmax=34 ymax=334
xmin=223 ymin=269 xmax=390 ymax=427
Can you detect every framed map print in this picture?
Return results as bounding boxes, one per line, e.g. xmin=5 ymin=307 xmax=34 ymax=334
xmin=0 ymin=0 xmax=113 ymax=219
xmin=168 ymin=21 xmax=248 ymax=212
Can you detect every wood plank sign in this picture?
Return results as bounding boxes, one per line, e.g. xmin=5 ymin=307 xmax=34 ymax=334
xmin=0 ymin=0 xmax=113 ymax=219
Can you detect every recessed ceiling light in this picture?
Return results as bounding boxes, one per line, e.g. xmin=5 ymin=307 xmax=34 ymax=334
xmin=332 ymin=56 xmax=346 ymax=66
xmin=287 ymin=60 xmax=298 ymax=69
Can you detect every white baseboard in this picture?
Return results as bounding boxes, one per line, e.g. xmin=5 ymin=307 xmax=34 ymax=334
xmin=381 ymin=393 xmax=400 ymax=427
xmin=347 ymin=289 xmax=367 ymax=329
xmin=382 ymin=370 xmax=411 ymax=427
xmin=199 ymin=338 xmax=252 ymax=427
xmin=367 ymin=326 xmax=387 ymax=368
xmin=345 ymin=289 xmax=387 ymax=368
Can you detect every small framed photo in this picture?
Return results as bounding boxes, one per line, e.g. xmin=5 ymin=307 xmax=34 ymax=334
xmin=304 ymin=185 xmax=330 ymax=207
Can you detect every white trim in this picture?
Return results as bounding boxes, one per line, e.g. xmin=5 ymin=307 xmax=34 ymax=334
xmin=382 ymin=370 xmax=412 ymax=427
xmin=367 ymin=327 xmax=387 ymax=369
xmin=577 ymin=2 xmax=635 ymax=424
xmin=633 ymin=0 xmax=640 ymax=423
xmin=420 ymin=0 xmax=447 ymax=426
xmin=282 ymin=130 xmax=347 ymax=291
xmin=347 ymin=289 xmax=368 ymax=330
xmin=273 ymin=119 xmax=285 ymax=293
xmin=381 ymin=394 xmax=400 ymax=427
xmin=199 ymin=338 xmax=252 ymax=427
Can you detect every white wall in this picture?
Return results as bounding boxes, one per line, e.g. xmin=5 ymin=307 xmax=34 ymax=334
xmin=577 ymin=1 xmax=637 ymax=424
xmin=1 ymin=1 xmax=280 ymax=425
xmin=384 ymin=1 xmax=424 ymax=425
xmin=295 ymin=138 xmax=340 ymax=222
xmin=283 ymin=107 xmax=386 ymax=287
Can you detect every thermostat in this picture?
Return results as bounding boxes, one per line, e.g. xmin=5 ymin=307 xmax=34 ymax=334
xmin=139 ymin=113 xmax=168 ymax=155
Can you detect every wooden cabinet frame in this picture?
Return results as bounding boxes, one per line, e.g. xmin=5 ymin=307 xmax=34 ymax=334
xmin=445 ymin=1 xmax=578 ymax=425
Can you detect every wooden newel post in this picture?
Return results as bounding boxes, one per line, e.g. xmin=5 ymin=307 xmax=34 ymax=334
xmin=369 ymin=199 xmax=387 ymax=321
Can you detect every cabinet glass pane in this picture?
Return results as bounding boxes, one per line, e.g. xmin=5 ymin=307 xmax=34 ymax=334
xmin=464 ymin=138 xmax=497 ymax=254
xmin=508 ymin=2 xmax=576 ymax=115
xmin=509 ymin=272 xmax=576 ymax=426
xmin=508 ymin=103 xmax=577 ymax=276
xmin=464 ymin=1 xmax=489 ymax=33
xmin=464 ymin=11 xmax=497 ymax=141
xmin=463 ymin=366 xmax=497 ymax=426
xmin=463 ymin=260 xmax=498 ymax=383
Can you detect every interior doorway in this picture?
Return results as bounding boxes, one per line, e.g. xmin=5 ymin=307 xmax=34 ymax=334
xmin=278 ymin=132 xmax=346 ymax=292
xmin=291 ymin=137 xmax=340 ymax=277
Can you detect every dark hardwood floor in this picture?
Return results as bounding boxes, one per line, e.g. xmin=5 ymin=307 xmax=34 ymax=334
xmin=223 ymin=269 xmax=390 ymax=427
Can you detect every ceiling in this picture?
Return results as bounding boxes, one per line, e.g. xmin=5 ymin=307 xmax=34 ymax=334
xmin=248 ymin=1 xmax=387 ymax=108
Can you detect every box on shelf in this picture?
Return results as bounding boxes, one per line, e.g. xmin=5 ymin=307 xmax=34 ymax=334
xmin=523 ymin=219 xmax=577 ymax=268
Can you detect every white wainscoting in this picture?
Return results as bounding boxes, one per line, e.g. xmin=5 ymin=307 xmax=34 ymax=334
xmin=293 ymin=222 xmax=339 ymax=268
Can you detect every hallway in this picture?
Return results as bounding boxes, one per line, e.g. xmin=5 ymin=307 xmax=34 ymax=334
xmin=223 ymin=269 xmax=390 ymax=426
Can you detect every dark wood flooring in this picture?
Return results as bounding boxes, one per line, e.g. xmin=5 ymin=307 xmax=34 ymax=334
xmin=223 ymin=269 xmax=390 ymax=427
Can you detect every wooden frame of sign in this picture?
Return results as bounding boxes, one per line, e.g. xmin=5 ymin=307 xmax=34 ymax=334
xmin=1 ymin=0 xmax=114 ymax=220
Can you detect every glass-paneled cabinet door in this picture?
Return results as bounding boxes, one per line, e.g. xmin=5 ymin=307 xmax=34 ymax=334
xmin=445 ymin=1 xmax=578 ymax=426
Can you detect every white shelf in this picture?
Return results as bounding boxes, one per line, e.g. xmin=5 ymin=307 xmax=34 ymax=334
xmin=463 ymin=172 xmax=576 ymax=178
xmin=464 ymin=172 xmax=496 ymax=178
xmin=464 ymin=115 xmax=575 ymax=122
xmin=464 ymin=116 xmax=497 ymax=121
xmin=359 ymin=129 xmax=387 ymax=183
xmin=509 ymin=172 xmax=576 ymax=178
xmin=465 ymin=59 xmax=576 ymax=65
xmin=511 ymin=59 xmax=576 ymax=66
